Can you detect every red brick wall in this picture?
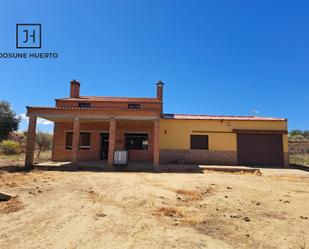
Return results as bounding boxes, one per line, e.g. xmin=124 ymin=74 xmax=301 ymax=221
xmin=29 ymin=106 xmax=161 ymax=118
xmin=70 ymin=81 xmax=80 ymax=98
xmin=56 ymin=100 xmax=161 ymax=111
xmin=52 ymin=120 xmax=154 ymax=162
xmin=117 ymin=121 xmax=154 ymax=162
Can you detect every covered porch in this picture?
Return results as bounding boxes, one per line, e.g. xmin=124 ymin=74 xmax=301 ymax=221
xmin=25 ymin=107 xmax=160 ymax=170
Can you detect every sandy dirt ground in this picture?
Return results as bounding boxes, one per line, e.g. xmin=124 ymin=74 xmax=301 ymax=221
xmin=0 ymin=169 xmax=308 ymax=249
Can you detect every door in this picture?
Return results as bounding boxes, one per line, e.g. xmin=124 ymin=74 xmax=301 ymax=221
xmin=100 ymin=133 xmax=109 ymax=159
xmin=237 ymin=133 xmax=284 ymax=167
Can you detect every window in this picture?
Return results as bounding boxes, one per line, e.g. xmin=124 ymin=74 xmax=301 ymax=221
xmin=128 ymin=104 xmax=140 ymax=109
xmin=66 ymin=132 xmax=91 ymax=149
xmin=125 ymin=133 xmax=148 ymax=150
xmin=78 ymin=102 xmax=91 ymax=108
xmin=66 ymin=132 xmax=73 ymax=149
xmin=190 ymin=135 xmax=209 ymax=150
xmin=80 ymin=133 xmax=91 ymax=149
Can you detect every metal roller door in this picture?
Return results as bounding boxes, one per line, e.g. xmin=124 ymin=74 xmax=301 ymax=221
xmin=237 ymin=133 xmax=284 ymax=167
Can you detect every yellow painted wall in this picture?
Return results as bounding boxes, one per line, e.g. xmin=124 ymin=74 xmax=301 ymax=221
xmin=160 ymin=119 xmax=288 ymax=152
xmin=282 ymin=134 xmax=288 ymax=153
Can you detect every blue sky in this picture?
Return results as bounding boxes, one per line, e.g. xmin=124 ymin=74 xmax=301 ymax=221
xmin=0 ymin=0 xmax=308 ymax=132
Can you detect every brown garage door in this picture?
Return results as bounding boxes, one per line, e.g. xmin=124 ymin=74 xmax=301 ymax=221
xmin=237 ymin=133 xmax=283 ymax=167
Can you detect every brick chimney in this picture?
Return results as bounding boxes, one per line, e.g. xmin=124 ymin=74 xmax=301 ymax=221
xmin=156 ymin=80 xmax=164 ymax=100
xmin=70 ymin=79 xmax=80 ymax=98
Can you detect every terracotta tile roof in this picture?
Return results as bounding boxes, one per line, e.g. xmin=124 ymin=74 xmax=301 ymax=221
xmin=26 ymin=106 xmax=158 ymax=112
xmin=56 ymin=96 xmax=161 ymax=103
xmin=163 ymin=113 xmax=286 ymax=121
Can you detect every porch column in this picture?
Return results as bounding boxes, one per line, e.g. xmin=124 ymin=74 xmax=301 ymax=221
xmin=25 ymin=115 xmax=37 ymax=170
xmin=71 ymin=117 xmax=80 ymax=166
xmin=107 ymin=118 xmax=116 ymax=167
xmin=153 ymin=119 xmax=160 ymax=167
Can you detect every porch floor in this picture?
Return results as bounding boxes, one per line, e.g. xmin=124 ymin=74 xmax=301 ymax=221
xmin=34 ymin=161 xmax=262 ymax=174
xmin=35 ymin=161 xmax=156 ymax=172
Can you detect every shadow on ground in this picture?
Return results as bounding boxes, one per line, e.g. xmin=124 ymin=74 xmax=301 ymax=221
xmin=290 ymin=164 xmax=309 ymax=172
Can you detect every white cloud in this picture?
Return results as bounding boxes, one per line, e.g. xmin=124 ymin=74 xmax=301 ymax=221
xmin=37 ymin=118 xmax=53 ymax=125
xmin=252 ymin=109 xmax=259 ymax=115
xmin=18 ymin=113 xmax=53 ymax=125
xmin=19 ymin=113 xmax=27 ymax=120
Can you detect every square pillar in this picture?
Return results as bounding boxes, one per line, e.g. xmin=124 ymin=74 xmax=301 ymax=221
xmin=108 ymin=119 xmax=116 ymax=167
xmin=153 ymin=119 xmax=160 ymax=167
xmin=25 ymin=115 xmax=37 ymax=170
xmin=72 ymin=117 xmax=80 ymax=166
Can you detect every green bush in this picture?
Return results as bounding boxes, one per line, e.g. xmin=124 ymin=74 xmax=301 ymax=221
xmin=0 ymin=140 xmax=22 ymax=155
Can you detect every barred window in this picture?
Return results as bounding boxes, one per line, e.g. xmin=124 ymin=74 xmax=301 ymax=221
xmin=125 ymin=133 xmax=148 ymax=150
xmin=190 ymin=135 xmax=209 ymax=150
xmin=128 ymin=104 xmax=140 ymax=109
xmin=66 ymin=132 xmax=91 ymax=149
xmin=78 ymin=103 xmax=91 ymax=108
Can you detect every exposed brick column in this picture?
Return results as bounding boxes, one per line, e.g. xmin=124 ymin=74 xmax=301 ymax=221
xmin=51 ymin=123 xmax=57 ymax=161
xmin=25 ymin=115 xmax=37 ymax=170
xmin=153 ymin=119 xmax=160 ymax=167
xmin=72 ymin=117 xmax=80 ymax=167
xmin=108 ymin=118 xmax=116 ymax=167
xmin=156 ymin=81 xmax=164 ymax=114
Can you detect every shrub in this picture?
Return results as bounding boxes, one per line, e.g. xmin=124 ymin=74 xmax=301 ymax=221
xmin=8 ymin=131 xmax=27 ymax=152
xmin=0 ymin=140 xmax=22 ymax=155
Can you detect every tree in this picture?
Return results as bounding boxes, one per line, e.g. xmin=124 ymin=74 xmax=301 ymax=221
xmin=303 ymin=130 xmax=309 ymax=140
xmin=0 ymin=101 xmax=20 ymax=141
xmin=36 ymin=132 xmax=52 ymax=158
xmin=289 ymin=129 xmax=303 ymax=136
xmin=289 ymin=129 xmax=309 ymax=141
xmin=289 ymin=134 xmax=305 ymax=141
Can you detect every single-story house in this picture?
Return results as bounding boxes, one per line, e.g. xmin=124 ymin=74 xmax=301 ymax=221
xmin=25 ymin=80 xmax=289 ymax=169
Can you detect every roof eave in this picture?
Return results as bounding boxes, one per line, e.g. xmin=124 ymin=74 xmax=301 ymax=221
xmin=162 ymin=113 xmax=287 ymax=121
xmin=55 ymin=97 xmax=162 ymax=103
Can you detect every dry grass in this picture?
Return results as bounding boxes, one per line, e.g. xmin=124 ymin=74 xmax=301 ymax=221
xmin=290 ymin=154 xmax=309 ymax=166
xmin=0 ymin=172 xmax=44 ymax=188
xmin=174 ymin=187 xmax=213 ymax=202
xmin=153 ymin=188 xmax=213 ymax=221
xmin=175 ymin=189 xmax=200 ymax=196
xmin=0 ymin=150 xmax=51 ymax=162
xmin=0 ymin=197 xmax=23 ymax=214
xmin=180 ymin=217 xmax=201 ymax=225
xmin=202 ymin=169 xmax=261 ymax=175
xmin=87 ymin=189 xmax=101 ymax=203
xmin=154 ymin=207 xmax=184 ymax=218
xmin=175 ymin=189 xmax=203 ymax=201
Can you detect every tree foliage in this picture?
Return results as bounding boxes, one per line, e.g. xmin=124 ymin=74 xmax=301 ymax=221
xmin=0 ymin=101 xmax=20 ymax=141
xmin=289 ymin=129 xmax=309 ymax=141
